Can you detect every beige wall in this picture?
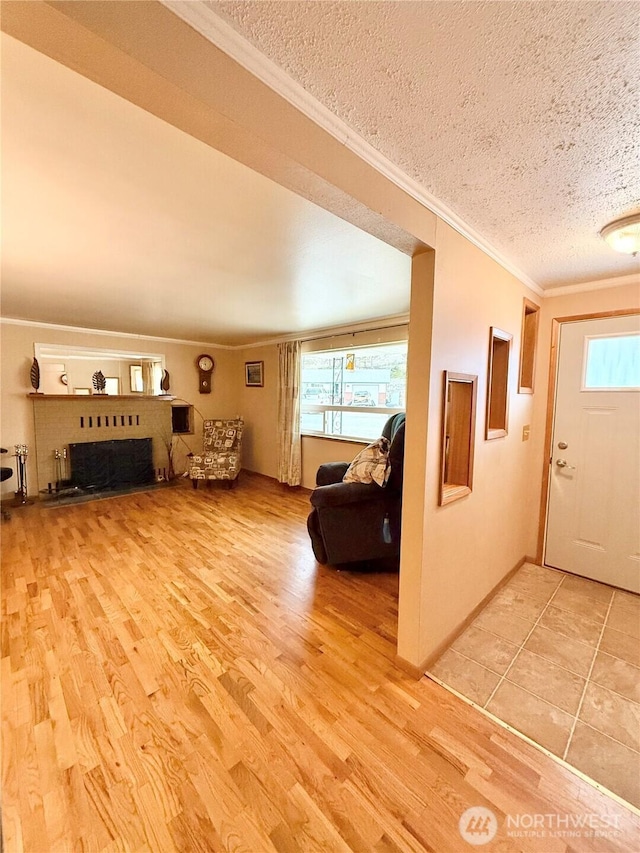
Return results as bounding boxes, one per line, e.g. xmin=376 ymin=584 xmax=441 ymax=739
xmin=0 ymin=321 xmax=238 ymax=496
xmin=235 ymin=345 xmax=279 ymax=480
xmin=397 ymin=252 xmax=435 ymax=662
xmin=301 ymin=436 xmax=365 ymax=489
xmin=398 ymin=271 xmax=639 ymax=667
xmin=398 ymin=222 xmax=541 ymax=667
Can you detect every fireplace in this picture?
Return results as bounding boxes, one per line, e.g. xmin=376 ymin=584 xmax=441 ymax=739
xmin=69 ymin=438 xmax=154 ymax=491
xmin=31 ymin=396 xmax=172 ymax=496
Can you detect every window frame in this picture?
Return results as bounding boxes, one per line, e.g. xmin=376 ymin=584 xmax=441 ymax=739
xmin=581 ymin=331 xmax=640 ymax=392
xmin=300 ymin=340 xmax=407 ymax=442
xmin=301 ymin=404 xmax=405 ymax=442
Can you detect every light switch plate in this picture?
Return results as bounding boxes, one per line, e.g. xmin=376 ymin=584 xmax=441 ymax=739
xmin=522 ymin=425 xmax=530 ymax=441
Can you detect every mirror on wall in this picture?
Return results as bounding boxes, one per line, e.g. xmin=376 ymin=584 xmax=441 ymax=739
xmin=34 ymin=344 xmax=165 ymax=396
xmin=440 ymin=371 xmax=478 ymax=506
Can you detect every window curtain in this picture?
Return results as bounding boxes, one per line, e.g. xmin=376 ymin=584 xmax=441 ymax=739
xmin=277 ymin=340 xmax=302 ymax=486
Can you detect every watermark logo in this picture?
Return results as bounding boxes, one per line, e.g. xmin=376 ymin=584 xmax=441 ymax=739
xmin=459 ymin=807 xmax=498 ymax=846
xmin=506 ymin=812 xmax=622 ymax=839
xmin=459 ymin=808 xmax=623 ymax=844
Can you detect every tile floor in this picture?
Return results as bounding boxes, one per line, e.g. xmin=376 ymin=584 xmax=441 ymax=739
xmin=429 ymin=562 xmax=640 ymax=808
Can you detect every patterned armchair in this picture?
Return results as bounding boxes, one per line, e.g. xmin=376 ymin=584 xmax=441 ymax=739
xmin=189 ymin=418 xmax=244 ymax=488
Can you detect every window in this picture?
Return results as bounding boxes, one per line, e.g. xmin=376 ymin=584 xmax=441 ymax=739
xmin=584 ymin=333 xmax=640 ymax=390
xmin=300 ymin=342 xmax=407 ymax=441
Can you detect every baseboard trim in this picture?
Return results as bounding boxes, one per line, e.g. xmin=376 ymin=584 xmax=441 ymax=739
xmin=418 ymin=555 xmax=528 ymax=674
xmin=394 ymin=654 xmax=431 ymax=680
xmin=242 ymin=469 xmax=312 ymax=493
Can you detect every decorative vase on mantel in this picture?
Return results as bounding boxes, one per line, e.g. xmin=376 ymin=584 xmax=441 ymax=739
xmin=30 ymin=358 xmax=41 ymax=393
xmin=92 ymin=370 xmax=107 ymax=394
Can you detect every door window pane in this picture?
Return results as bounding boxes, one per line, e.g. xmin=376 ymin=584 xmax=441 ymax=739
xmin=584 ymin=334 xmax=640 ymax=390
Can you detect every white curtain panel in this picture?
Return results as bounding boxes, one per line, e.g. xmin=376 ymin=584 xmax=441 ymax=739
xmin=277 ymin=340 xmax=302 ymax=486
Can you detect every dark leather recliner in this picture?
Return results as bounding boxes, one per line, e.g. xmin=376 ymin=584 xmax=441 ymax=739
xmin=307 ymin=413 xmax=405 ymax=567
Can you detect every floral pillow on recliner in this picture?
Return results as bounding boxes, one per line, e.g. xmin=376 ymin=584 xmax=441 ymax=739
xmin=343 ymin=437 xmax=390 ymax=487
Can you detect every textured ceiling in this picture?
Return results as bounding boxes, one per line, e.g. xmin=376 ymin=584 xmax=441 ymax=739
xmin=207 ymin=0 xmax=640 ymax=288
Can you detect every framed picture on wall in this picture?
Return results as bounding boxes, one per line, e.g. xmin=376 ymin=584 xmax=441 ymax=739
xmin=245 ymin=361 xmax=264 ymax=387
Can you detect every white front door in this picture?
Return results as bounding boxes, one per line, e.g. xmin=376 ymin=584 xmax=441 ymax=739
xmin=545 ymin=314 xmax=640 ymax=592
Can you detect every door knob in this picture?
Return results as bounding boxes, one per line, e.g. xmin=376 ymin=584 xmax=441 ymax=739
xmin=556 ymin=459 xmax=576 ymax=469
xmin=558 ymin=441 xmax=568 ymax=450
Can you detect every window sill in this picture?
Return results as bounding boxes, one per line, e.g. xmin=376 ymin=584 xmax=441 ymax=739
xmin=301 ymin=433 xmax=368 ymax=446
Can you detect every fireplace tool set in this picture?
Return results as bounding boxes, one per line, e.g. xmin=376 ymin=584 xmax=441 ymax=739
xmin=13 ymin=444 xmax=32 ymax=505
xmin=54 ymin=448 xmax=68 ymax=489
xmin=48 ymin=448 xmax=81 ymax=497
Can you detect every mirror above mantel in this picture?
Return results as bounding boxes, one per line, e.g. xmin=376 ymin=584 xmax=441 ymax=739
xmin=34 ymin=343 xmax=165 ymax=396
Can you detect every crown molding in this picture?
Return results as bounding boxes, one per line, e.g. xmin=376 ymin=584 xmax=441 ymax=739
xmin=1 ymin=314 xmax=409 ymax=351
xmin=160 ymin=0 xmax=544 ymax=297
xmin=0 ymin=317 xmax=235 ymax=349
xmin=543 ymin=272 xmax=640 ymax=298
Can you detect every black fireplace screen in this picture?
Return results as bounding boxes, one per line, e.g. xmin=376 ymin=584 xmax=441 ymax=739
xmin=69 ymin=438 xmax=154 ymax=491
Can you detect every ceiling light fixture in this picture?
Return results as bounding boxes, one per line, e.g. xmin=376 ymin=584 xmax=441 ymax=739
xmin=599 ymin=213 xmax=640 ymax=256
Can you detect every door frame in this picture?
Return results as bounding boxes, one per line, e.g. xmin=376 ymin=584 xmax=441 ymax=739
xmin=535 ymin=307 xmax=640 ymax=566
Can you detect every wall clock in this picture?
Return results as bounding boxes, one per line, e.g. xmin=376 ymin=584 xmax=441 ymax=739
xmin=196 ymin=354 xmax=214 ymax=393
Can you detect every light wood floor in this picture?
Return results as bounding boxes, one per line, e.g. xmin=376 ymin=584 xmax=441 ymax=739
xmin=2 ymin=474 xmax=638 ymax=852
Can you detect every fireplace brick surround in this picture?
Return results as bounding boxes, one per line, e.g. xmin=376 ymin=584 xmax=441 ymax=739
xmin=31 ymin=395 xmax=172 ymax=495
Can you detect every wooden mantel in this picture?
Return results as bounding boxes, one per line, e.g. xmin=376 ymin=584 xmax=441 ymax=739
xmin=27 ymin=394 xmax=175 ymax=400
